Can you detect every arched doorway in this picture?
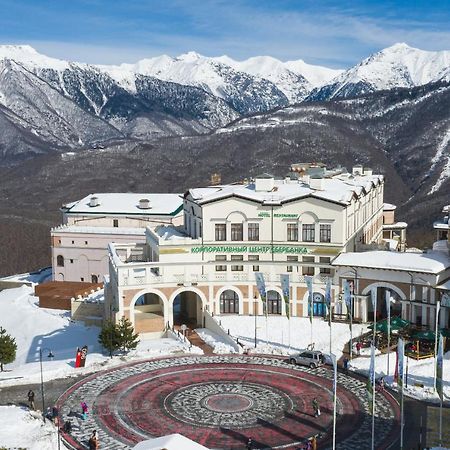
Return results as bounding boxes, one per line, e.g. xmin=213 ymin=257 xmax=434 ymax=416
xmin=220 ymin=289 xmax=239 ymax=314
xmin=133 ymin=292 xmax=165 ymax=334
xmin=367 ymin=287 xmax=403 ymax=321
xmin=311 ymin=292 xmax=326 ymax=317
xmin=267 ymin=290 xmax=282 ymax=315
xmin=173 ymin=290 xmax=204 ymax=327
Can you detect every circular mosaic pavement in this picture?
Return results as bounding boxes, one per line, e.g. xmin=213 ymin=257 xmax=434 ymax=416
xmin=57 ymin=355 xmax=400 ymax=449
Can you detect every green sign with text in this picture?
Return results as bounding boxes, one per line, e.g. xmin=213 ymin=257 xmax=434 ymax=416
xmin=191 ymin=245 xmax=308 ymax=254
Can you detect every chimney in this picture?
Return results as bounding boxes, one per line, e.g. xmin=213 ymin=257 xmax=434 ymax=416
xmin=210 ymin=173 xmax=221 ymax=185
xmin=309 ymin=177 xmax=323 ymax=190
xmin=352 ymin=165 xmax=363 ymax=176
xmin=138 ymin=198 xmax=151 ymax=209
xmin=89 ymin=196 xmax=100 ymax=207
xmin=364 ymin=168 xmax=373 ymax=176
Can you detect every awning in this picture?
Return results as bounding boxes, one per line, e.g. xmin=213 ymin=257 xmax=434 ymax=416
xmin=368 ymin=316 xmax=410 ymax=333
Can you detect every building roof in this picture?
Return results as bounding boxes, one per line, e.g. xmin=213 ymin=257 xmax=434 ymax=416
xmin=132 ymin=434 xmax=209 ymax=450
xmin=188 ymin=173 xmax=383 ymax=206
xmin=62 ymin=193 xmax=183 ymax=216
xmin=383 ymin=203 xmax=397 ymax=211
xmin=332 ymin=250 xmax=450 ymax=274
xmin=51 ymin=225 xmax=146 ymax=235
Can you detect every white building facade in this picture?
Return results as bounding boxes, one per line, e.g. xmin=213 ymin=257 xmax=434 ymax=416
xmin=106 ymin=168 xmax=387 ymax=337
xmin=52 ymin=193 xmax=183 ymax=283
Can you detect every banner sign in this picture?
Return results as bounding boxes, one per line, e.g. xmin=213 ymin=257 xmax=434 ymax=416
xmin=280 ymin=274 xmax=290 ymax=319
xmin=343 ymin=280 xmax=352 ymax=307
xmin=397 ymin=337 xmax=405 ymax=387
xmin=385 ymin=291 xmax=391 ymax=334
xmin=325 ymin=277 xmax=332 ymax=307
xmin=305 ymin=276 xmax=313 ymax=323
xmin=191 ymin=245 xmax=308 ymax=254
xmin=255 ymin=272 xmax=267 ymax=317
xmin=437 ymin=333 xmax=444 ymax=400
xmin=441 ymin=292 xmax=450 ymax=307
xmin=371 ymin=288 xmax=377 ymax=313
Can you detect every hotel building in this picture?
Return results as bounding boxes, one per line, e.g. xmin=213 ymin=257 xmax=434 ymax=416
xmin=105 ymin=166 xmax=388 ymax=337
xmin=51 ymin=193 xmax=183 ymax=283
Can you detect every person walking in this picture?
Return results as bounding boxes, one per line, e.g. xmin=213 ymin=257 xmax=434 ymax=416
xmin=81 ymin=401 xmax=89 ymax=420
xmin=356 ymin=341 xmax=362 ymax=356
xmin=246 ymin=437 xmax=253 ymax=449
xmin=312 ymin=397 xmax=320 ymax=417
xmin=88 ymin=430 xmax=99 ymax=450
xmin=343 ymin=357 xmax=349 ymax=374
xmin=27 ymin=390 xmax=35 ymax=410
xmin=311 ymin=435 xmax=317 ymax=450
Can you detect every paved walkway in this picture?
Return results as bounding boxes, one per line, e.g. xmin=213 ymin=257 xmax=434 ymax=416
xmin=54 ymin=355 xmax=400 ymax=450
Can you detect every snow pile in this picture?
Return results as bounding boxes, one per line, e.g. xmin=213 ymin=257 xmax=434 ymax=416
xmin=0 ymin=406 xmax=69 ymax=450
xmin=195 ymin=328 xmax=237 ymax=354
xmin=0 ymin=286 xmax=197 ymax=386
xmin=217 ymin=315 xmax=367 ymax=359
xmin=349 ymin=350 xmax=450 ymax=402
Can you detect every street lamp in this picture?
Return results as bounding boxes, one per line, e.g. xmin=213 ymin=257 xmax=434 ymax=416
xmin=39 ymin=347 xmax=54 ymax=423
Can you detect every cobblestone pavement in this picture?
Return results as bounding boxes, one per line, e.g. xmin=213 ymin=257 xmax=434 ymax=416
xmin=55 ymin=355 xmax=400 ymax=450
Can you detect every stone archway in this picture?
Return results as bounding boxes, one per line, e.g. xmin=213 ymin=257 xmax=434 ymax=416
xmin=130 ymin=289 xmax=168 ymax=334
xmin=170 ymin=287 xmax=206 ymax=328
xmin=362 ymin=282 xmax=407 ymax=322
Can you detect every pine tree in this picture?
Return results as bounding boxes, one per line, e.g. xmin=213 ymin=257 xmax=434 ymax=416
xmin=0 ymin=327 xmax=17 ymax=371
xmin=98 ymin=320 xmax=121 ymax=358
xmin=116 ymin=317 xmax=140 ymax=353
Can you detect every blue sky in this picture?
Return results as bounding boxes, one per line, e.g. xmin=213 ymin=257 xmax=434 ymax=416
xmin=1 ymin=0 xmax=449 ymax=68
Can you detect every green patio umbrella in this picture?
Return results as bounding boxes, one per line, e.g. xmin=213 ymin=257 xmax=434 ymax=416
xmin=368 ymin=316 xmax=410 ymax=333
xmin=412 ymin=330 xmax=436 ymax=341
xmin=439 ymin=328 xmax=450 ymax=338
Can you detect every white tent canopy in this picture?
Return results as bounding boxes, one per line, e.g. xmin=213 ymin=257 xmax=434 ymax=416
xmin=132 ymin=434 xmax=209 ymax=450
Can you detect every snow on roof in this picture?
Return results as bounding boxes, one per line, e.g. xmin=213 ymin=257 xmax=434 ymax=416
xmin=433 ymin=219 xmax=449 ymax=230
xmin=332 ymin=250 xmax=450 ymax=274
xmin=383 ymin=203 xmax=397 ymax=211
xmin=188 ymin=173 xmax=383 ymax=206
xmin=63 ymin=193 xmax=183 ymax=216
xmin=132 ymin=433 xmax=209 ymax=450
xmin=382 ymin=222 xmax=408 ymax=229
xmin=52 ymin=225 xmax=146 ymax=235
xmin=153 ymin=225 xmax=189 ymax=241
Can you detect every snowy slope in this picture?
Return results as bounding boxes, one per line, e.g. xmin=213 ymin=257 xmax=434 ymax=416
xmin=309 ymin=43 xmax=450 ymax=101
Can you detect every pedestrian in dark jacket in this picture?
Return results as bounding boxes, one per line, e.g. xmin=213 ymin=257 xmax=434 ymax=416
xmin=27 ymin=390 xmax=35 ymax=410
xmin=312 ymin=397 xmax=320 ymax=417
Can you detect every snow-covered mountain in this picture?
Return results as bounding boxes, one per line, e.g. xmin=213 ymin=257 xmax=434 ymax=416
xmin=308 ymin=43 xmax=450 ymax=101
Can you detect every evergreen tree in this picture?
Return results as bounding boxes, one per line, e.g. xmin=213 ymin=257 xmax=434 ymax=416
xmin=98 ymin=320 xmax=121 ymax=358
xmin=0 ymin=327 xmax=17 ymax=371
xmin=116 ymin=317 xmax=140 ymax=353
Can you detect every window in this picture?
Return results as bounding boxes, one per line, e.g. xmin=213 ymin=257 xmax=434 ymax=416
xmin=220 ymin=290 xmax=239 ymax=314
xmin=302 ymin=224 xmax=315 ymax=242
xmin=248 ymin=223 xmax=259 ymax=241
xmin=231 ymin=223 xmax=243 ymax=241
xmin=302 ymin=256 xmax=315 ymax=276
xmin=231 ymin=255 xmax=244 ymax=271
xmin=56 ymin=255 xmax=64 ymax=267
xmin=287 ymin=223 xmax=298 ymax=241
xmin=319 ymin=224 xmax=331 ymax=243
xmin=287 ymin=256 xmax=298 ymax=272
xmin=267 ymin=291 xmax=282 ymax=314
xmin=215 ymin=255 xmax=227 ymax=272
xmin=319 ymin=257 xmax=331 ymax=275
xmin=85 ymin=241 xmax=88 ymax=245
xmin=70 ymin=259 xmax=74 ymax=264
xmin=248 ymin=255 xmax=259 ymax=271
xmin=113 ymin=219 xmax=118 ymax=228
xmin=91 ymin=275 xmax=98 ymax=283
xmin=80 ymin=277 xmax=84 ymax=282
xmin=71 ymin=240 xmax=74 ymax=244
xmin=215 ymin=224 xmax=226 ymax=241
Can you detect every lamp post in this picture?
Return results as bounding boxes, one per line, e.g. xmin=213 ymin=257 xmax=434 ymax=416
xmin=39 ymin=347 xmax=54 ymax=422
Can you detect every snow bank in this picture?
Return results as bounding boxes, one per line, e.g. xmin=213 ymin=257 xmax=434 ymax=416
xmin=0 ymin=286 xmax=198 ymax=387
xmin=0 ymin=405 xmax=69 ymax=450
xmin=195 ymin=328 xmax=237 ymax=354
xmin=217 ymin=315 xmax=367 ymax=359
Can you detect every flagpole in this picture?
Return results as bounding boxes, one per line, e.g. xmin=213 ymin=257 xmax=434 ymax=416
xmin=371 ymin=345 xmax=376 ymax=450
xmin=331 ymin=353 xmax=337 ymax=450
xmin=439 ymin=396 xmax=443 ymax=447
xmin=400 ymin=366 xmax=404 ymax=449
xmin=399 ymin=338 xmax=405 ymax=450
xmin=350 ymin=294 xmax=353 ymax=360
xmin=433 ymin=299 xmax=440 ymax=390
xmin=386 ymin=290 xmax=391 ymax=377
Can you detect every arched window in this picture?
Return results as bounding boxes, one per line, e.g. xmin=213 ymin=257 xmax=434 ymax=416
xmin=220 ymin=290 xmax=239 ymax=314
xmin=267 ymin=291 xmax=282 ymax=315
xmin=91 ymin=275 xmax=98 ymax=283
xmin=56 ymin=255 xmax=64 ymax=267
